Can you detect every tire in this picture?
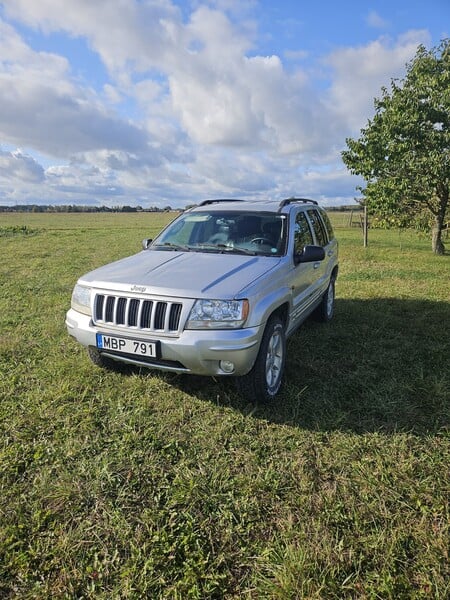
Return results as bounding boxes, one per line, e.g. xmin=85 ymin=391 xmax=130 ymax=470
xmin=314 ymin=276 xmax=335 ymax=322
xmin=88 ymin=347 xmax=124 ymax=371
xmin=235 ymin=316 xmax=286 ymax=402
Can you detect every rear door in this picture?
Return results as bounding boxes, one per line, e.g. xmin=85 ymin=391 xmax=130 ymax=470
xmin=317 ymin=208 xmax=338 ymax=269
xmin=306 ymin=208 xmax=337 ymax=295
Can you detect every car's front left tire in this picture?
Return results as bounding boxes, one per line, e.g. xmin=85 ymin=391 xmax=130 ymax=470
xmin=235 ymin=315 xmax=286 ymax=402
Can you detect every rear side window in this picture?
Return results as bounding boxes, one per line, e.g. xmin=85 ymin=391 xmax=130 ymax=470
xmin=307 ymin=209 xmax=328 ymax=246
xmin=294 ymin=212 xmax=314 ymax=253
xmin=319 ymin=209 xmax=335 ymax=241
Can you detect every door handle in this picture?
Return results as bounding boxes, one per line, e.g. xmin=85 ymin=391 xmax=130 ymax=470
xmin=327 ymin=250 xmax=334 ymax=256
xmin=313 ymin=262 xmax=320 ymax=269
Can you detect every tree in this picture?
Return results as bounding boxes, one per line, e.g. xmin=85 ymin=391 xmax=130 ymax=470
xmin=342 ymin=39 xmax=449 ymax=254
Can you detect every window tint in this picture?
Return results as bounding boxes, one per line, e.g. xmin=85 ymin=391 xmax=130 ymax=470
xmin=307 ymin=209 xmax=328 ymax=246
xmin=294 ymin=212 xmax=314 ymax=253
xmin=319 ymin=209 xmax=335 ymax=241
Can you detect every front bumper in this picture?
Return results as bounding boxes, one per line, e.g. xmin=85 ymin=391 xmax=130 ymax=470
xmin=66 ymin=309 xmax=262 ymax=376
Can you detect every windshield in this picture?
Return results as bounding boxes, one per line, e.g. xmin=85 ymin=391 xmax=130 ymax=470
xmin=152 ymin=211 xmax=287 ymax=256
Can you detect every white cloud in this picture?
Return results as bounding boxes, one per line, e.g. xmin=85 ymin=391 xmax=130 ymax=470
xmin=2 ymin=2 xmax=329 ymax=156
xmin=366 ymin=11 xmax=390 ymax=30
xmin=0 ymin=18 xmax=69 ymax=77
xmin=0 ymin=2 xmax=434 ymax=207
xmin=0 ymin=149 xmax=45 ymax=183
xmin=0 ymin=74 xmax=151 ymax=157
xmin=169 ymin=8 xmax=333 ymax=155
xmin=242 ymin=55 xmax=331 ymax=155
xmin=168 ymin=6 xmax=261 ymax=147
xmin=325 ymin=30 xmax=431 ymax=132
xmin=1 ymin=0 xmax=181 ymax=74
xmin=102 ymin=84 xmax=123 ymax=105
xmin=0 ymin=16 xmax=155 ymax=160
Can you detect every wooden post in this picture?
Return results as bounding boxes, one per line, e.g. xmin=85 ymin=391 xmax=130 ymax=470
xmin=349 ymin=210 xmax=353 ymax=227
xmin=363 ymin=204 xmax=368 ymax=247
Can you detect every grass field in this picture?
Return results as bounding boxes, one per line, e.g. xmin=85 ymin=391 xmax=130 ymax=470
xmin=0 ymin=212 xmax=449 ymax=598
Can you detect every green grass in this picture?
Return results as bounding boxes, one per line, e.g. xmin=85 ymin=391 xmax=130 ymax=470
xmin=0 ymin=213 xmax=448 ymax=598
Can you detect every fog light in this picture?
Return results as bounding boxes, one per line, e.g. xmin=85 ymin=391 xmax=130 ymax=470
xmin=220 ymin=360 xmax=235 ymax=374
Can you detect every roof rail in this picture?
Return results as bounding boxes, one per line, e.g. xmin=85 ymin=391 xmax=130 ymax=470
xmin=278 ymin=197 xmax=318 ymax=211
xmin=198 ymin=198 xmax=244 ymax=207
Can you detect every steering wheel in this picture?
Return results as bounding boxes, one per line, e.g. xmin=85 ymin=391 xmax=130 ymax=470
xmin=208 ymin=234 xmax=228 ymax=244
xmin=250 ymin=237 xmax=272 ymax=245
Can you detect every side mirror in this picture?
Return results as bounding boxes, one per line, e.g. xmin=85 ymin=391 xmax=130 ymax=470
xmin=142 ymin=238 xmax=152 ymax=250
xmin=294 ymin=245 xmax=325 ymax=265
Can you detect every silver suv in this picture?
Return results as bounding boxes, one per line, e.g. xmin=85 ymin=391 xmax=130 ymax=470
xmin=66 ymin=198 xmax=338 ymax=401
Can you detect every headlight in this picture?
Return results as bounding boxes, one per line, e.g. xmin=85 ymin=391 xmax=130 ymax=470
xmin=186 ymin=299 xmax=249 ymax=329
xmin=71 ymin=284 xmax=92 ymax=315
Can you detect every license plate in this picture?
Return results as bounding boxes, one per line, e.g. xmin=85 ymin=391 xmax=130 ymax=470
xmin=96 ymin=333 xmax=159 ymax=358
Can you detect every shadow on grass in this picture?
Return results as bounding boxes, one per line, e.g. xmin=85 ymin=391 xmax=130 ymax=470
xmin=167 ymin=298 xmax=450 ymax=435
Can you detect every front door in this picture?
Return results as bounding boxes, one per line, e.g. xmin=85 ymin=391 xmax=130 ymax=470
xmin=289 ymin=210 xmax=319 ymax=329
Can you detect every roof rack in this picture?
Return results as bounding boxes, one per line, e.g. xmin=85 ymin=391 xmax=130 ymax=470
xmin=278 ymin=197 xmax=318 ymax=211
xmin=198 ymin=198 xmax=244 ymax=207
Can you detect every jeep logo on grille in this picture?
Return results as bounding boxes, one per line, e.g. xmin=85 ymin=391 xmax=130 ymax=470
xmin=131 ymin=285 xmax=146 ymax=293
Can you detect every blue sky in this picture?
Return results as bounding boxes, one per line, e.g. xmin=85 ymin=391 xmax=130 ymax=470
xmin=0 ymin=0 xmax=448 ymax=208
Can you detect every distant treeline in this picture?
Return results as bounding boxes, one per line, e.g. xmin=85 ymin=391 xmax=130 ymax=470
xmin=0 ymin=205 xmax=176 ymax=213
xmin=325 ymin=206 xmax=360 ymax=212
xmin=1 ymin=203 xmax=358 ymax=214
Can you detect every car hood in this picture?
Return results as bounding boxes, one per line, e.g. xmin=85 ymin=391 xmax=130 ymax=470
xmin=79 ymin=249 xmax=281 ymax=299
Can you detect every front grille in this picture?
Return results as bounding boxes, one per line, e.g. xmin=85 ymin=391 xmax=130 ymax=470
xmin=94 ymin=294 xmax=183 ymax=333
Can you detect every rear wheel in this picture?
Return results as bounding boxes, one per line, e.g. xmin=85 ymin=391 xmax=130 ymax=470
xmin=235 ymin=315 xmax=286 ymax=402
xmin=314 ymin=276 xmax=335 ymax=322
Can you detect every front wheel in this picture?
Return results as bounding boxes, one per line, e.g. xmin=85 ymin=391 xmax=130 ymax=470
xmin=235 ymin=316 xmax=286 ymax=402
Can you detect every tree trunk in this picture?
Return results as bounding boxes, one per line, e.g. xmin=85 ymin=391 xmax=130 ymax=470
xmin=432 ymin=212 xmax=445 ymax=255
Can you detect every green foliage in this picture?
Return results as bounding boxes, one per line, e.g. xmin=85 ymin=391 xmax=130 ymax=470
xmin=0 ymin=214 xmax=449 ymax=598
xmin=0 ymin=225 xmax=40 ymax=237
xmin=342 ymin=39 xmax=450 ymax=253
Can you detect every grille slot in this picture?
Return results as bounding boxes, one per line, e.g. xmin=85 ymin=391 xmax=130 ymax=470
xmin=128 ymin=299 xmax=139 ymax=327
xmin=116 ymin=297 xmax=127 ymax=324
xmin=140 ymin=300 xmax=153 ymax=328
xmin=94 ymin=294 xmax=183 ymax=333
xmin=105 ymin=297 xmax=115 ymax=322
xmin=169 ymin=303 xmax=182 ymax=330
xmin=154 ymin=302 xmax=167 ymax=329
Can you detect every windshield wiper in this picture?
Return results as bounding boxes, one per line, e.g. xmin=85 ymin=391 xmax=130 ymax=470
xmin=193 ymin=243 xmax=257 ymax=255
xmin=153 ymin=242 xmax=191 ymax=252
xmin=224 ymin=245 xmax=257 ymax=255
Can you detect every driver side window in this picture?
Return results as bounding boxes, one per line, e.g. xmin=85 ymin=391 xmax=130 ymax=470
xmin=294 ymin=212 xmax=314 ymax=253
